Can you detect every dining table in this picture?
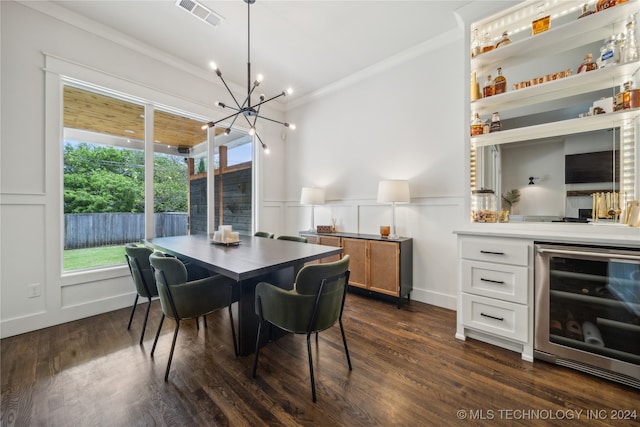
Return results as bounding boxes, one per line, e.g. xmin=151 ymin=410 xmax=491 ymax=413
xmin=145 ymin=233 xmax=342 ymax=355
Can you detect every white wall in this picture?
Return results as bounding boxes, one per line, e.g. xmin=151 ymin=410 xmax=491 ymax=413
xmin=281 ymin=31 xmax=469 ymax=309
xmin=0 ymin=1 xmax=285 ymax=338
xmin=1 ymin=1 xmax=476 ymax=338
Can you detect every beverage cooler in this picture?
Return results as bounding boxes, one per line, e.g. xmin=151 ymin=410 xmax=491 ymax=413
xmin=535 ymin=244 xmax=640 ymax=388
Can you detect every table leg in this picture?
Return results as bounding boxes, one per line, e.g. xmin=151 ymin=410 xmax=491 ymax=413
xmin=235 ymin=266 xmax=294 ymax=356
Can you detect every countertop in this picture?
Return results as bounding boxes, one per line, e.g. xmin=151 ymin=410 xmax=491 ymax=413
xmin=454 ymin=222 xmax=640 ymax=248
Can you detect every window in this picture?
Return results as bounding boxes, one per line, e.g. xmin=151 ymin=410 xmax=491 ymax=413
xmin=62 ymin=83 xmax=255 ymax=271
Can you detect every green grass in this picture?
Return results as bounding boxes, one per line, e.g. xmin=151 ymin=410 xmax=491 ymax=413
xmin=64 ymin=245 xmax=127 ymax=271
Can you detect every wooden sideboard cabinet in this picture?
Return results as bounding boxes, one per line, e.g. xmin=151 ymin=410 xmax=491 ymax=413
xmin=300 ymin=232 xmax=413 ymax=308
xmin=300 ymin=234 xmax=341 ymax=263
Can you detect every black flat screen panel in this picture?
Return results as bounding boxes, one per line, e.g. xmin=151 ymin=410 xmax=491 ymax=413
xmin=565 ymin=150 xmax=618 ymax=184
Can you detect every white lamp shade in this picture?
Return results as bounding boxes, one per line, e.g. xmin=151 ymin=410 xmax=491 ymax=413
xmin=377 ymin=180 xmax=410 ymax=204
xmin=300 ymin=187 xmax=325 ymax=205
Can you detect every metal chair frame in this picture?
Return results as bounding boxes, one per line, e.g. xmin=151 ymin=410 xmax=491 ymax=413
xmin=150 ymin=268 xmax=238 ymax=381
xmin=125 ymin=253 xmax=156 ymax=345
xmin=252 ymin=270 xmax=352 ymax=402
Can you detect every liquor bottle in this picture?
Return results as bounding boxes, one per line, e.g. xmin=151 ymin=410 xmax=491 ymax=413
xmin=599 ymin=36 xmax=619 ymax=68
xmin=577 ymin=53 xmax=597 ymax=73
xmin=577 ymin=3 xmax=594 ymax=18
xmin=532 ymin=3 xmax=550 ymax=35
xmin=470 ymin=113 xmax=484 ymax=136
xmin=470 ymin=72 xmax=481 ymax=101
xmin=471 ymin=28 xmax=482 ymax=58
xmin=490 ymin=112 xmax=502 ymax=132
xmin=493 ymin=68 xmax=507 ymax=95
xmin=596 ymin=0 xmax=616 ymax=11
xmin=622 ymin=19 xmax=639 ymax=63
xmin=481 ymin=32 xmax=494 ymax=53
xmin=495 ymin=31 xmax=512 ymax=49
xmin=483 ymin=75 xmax=494 ymax=98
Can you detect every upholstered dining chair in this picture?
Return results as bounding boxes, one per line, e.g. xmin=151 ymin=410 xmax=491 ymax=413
xmin=276 ymin=235 xmax=308 ymax=277
xmin=254 ymin=231 xmax=274 ymax=238
xmin=125 ymin=244 xmax=158 ymax=345
xmin=149 ymin=252 xmax=238 ymax=381
xmin=276 ymin=235 xmax=308 ymax=243
xmin=252 ymin=255 xmax=351 ymax=402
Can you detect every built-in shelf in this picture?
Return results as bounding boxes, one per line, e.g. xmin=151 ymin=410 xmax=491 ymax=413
xmin=472 ymin=1 xmax=639 ymax=74
xmin=550 ymin=289 xmax=640 ymax=311
xmin=550 ymin=334 xmax=640 ymax=364
xmin=471 ymin=62 xmax=640 ymax=116
xmin=471 ymin=108 xmax=640 ymax=148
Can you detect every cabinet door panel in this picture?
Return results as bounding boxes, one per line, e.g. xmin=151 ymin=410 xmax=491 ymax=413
xmin=318 ymin=236 xmax=342 ymax=263
xmin=369 ymin=241 xmax=399 ymax=296
xmin=342 ymin=238 xmax=367 ymax=288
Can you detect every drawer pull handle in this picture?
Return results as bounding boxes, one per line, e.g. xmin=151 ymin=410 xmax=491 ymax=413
xmin=480 ymin=278 xmax=505 ymax=284
xmin=481 ymin=312 xmax=504 ymax=322
xmin=480 ymin=250 xmax=505 ymax=255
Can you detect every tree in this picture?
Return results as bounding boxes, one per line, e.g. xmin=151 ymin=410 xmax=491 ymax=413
xmin=64 ymin=142 xmax=188 ymax=214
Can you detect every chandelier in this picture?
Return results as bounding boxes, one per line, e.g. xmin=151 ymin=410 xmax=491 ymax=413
xmin=202 ymin=0 xmax=295 ymax=153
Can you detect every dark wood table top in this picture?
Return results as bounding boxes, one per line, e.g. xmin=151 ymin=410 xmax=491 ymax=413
xmin=145 ymin=234 xmax=342 ymax=281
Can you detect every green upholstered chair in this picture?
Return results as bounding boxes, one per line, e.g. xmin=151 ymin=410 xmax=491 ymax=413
xmin=149 ymin=252 xmax=238 ymax=381
xmin=276 ymin=235 xmax=308 ymax=277
xmin=125 ymin=244 xmax=158 ymax=345
xmin=276 ymin=235 xmax=308 ymax=243
xmin=254 ymin=231 xmax=274 ymax=238
xmin=252 ymin=255 xmax=351 ymax=402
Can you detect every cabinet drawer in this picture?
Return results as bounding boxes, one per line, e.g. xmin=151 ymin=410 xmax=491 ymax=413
xmin=461 ymin=260 xmax=528 ymax=304
xmin=461 ymin=293 xmax=528 ymax=342
xmin=460 ymin=237 xmax=529 ymax=266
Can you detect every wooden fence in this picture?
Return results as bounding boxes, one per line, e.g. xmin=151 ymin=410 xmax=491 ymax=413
xmin=64 ymin=212 xmax=187 ymax=249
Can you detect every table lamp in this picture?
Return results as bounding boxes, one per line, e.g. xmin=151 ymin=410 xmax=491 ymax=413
xmin=377 ymin=180 xmax=410 ymax=239
xmin=300 ymin=187 xmax=325 ymax=231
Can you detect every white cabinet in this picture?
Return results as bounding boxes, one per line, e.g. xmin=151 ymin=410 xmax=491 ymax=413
xmin=456 ymin=235 xmax=534 ymax=361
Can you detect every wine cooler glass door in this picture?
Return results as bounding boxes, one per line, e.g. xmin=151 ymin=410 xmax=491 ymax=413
xmin=535 ymin=244 xmax=640 ymax=387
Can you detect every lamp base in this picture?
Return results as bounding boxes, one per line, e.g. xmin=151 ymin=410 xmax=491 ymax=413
xmin=389 ymin=233 xmax=399 ymax=240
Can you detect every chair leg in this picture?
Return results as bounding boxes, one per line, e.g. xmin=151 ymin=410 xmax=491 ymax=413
xmin=196 ymin=318 xmax=199 ymax=330
xmin=127 ymin=294 xmax=139 ymax=330
xmin=228 ymin=305 xmax=238 ymax=357
xmin=203 ymin=315 xmax=207 ymax=328
xmin=164 ymin=321 xmax=180 ymax=382
xmin=139 ymin=297 xmax=152 ymax=345
xmin=151 ymin=314 xmax=165 ymax=357
xmin=339 ymin=318 xmax=352 ymax=370
xmin=252 ymin=321 xmax=263 ymax=378
xmin=306 ymin=333 xmax=317 ymax=402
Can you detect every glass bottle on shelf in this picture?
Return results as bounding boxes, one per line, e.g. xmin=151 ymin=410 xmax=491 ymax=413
xmin=622 ymin=81 xmax=632 ymax=110
xmin=577 ymin=3 xmax=594 ymax=19
xmin=470 ymin=72 xmax=481 ymax=101
xmin=596 ymin=0 xmax=616 ymax=11
xmin=493 ymin=68 xmax=507 ymax=95
xmin=470 ymin=113 xmax=484 ymax=136
xmin=482 ymin=32 xmax=494 ymax=53
xmin=471 ymin=28 xmax=482 ymax=58
xmin=495 ymin=31 xmax=512 ymax=49
xmin=490 ymin=112 xmax=502 ymax=132
xmin=483 ymin=75 xmax=494 ymax=97
xmin=577 ymin=53 xmax=597 ymax=73
xmin=599 ymin=36 xmax=619 ymax=68
xmin=622 ymin=18 xmax=639 ymax=63
xmin=532 ymin=3 xmax=551 ymax=35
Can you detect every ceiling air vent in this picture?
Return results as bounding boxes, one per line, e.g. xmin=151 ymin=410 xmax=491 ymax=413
xmin=175 ymin=0 xmax=224 ymax=28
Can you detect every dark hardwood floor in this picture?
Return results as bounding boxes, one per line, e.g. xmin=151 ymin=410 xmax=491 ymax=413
xmin=1 ymin=293 xmax=638 ymax=426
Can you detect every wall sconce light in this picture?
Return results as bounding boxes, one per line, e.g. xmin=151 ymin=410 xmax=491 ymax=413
xmin=377 ymin=180 xmax=410 ymax=239
xmin=528 ymin=176 xmax=539 ymax=185
xmin=300 ymin=187 xmax=325 ymax=231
